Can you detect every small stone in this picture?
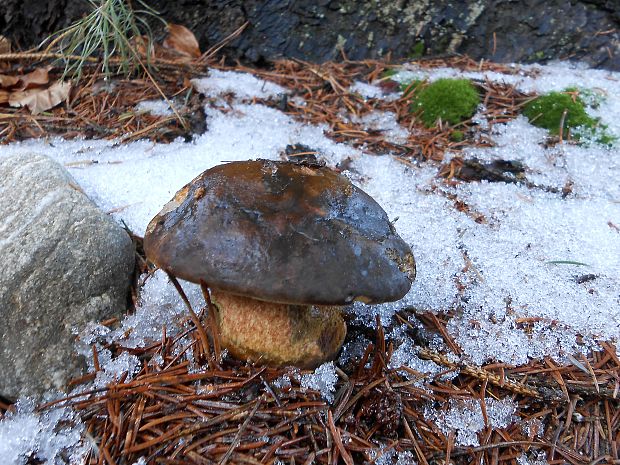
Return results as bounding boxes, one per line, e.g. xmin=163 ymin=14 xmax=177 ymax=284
xmin=0 ymin=153 xmax=135 ymax=399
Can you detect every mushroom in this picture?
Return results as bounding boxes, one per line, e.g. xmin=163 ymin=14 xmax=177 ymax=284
xmin=144 ymin=159 xmax=415 ymax=368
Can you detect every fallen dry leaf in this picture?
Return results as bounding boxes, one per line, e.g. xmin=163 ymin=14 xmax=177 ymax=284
xmin=0 ymin=74 xmax=19 ymax=88
xmin=9 ymin=80 xmax=71 ymax=114
xmin=0 ymin=35 xmax=10 ymax=54
xmin=130 ymin=35 xmax=154 ymax=60
xmin=0 ymin=89 xmax=9 ymax=104
xmin=17 ymin=67 xmax=50 ymax=90
xmin=163 ymin=24 xmax=201 ymax=59
xmin=0 ymin=36 xmax=11 ymax=72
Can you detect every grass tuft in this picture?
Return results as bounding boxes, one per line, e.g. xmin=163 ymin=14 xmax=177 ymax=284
xmin=43 ymin=0 xmax=164 ymax=82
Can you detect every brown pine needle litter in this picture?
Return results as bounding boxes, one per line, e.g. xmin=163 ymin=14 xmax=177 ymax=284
xmin=28 ymin=303 xmax=620 ymax=465
xmin=234 ymin=57 xmax=531 ymax=161
xmin=1 ymin=45 xmax=619 ymax=463
xmin=0 ymin=50 xmax=533 ymax=166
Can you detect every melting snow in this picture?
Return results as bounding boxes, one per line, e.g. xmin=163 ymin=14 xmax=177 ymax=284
xmin=134 ymin=99 xmax=174 ymax=116
xmin=389 ymin=336 xmax=455 ymax=385
xmin=425 ymin=397 xmax=517 ymax=447
xmin=0 ymin=399 xmax=87 ymax=465
xmin=300 ymin=362 xmax=339 ymax=403
xmin=349 ymin=80 xmax=400 ymax=101
xmin=191 ymin=69 xmax=288 ymax=100
xmin=346 ymin=110 xmax=410 ymax=144
xmin=109 ymin=269 xmax=202 ymax=349
xmin=373 ymin=448 xmax=416 ymax=465
xmin=517 ymin=451 xmax=549 ymax=465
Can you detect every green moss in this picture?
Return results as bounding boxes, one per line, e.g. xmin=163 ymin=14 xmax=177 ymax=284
xmin=523 ymin=90 xmax=616 ymax=146
xmin=411 ymin=78 xmax=480 ymax=127
xmin=564 ymin=87 xmax=605 ymax=109
xmin=408 ymin=40 xmax=425 ymax=59
xmin=400 ymin=79 xmax=424 ymax=98
xmin=523 ymin=92 xmax=593 ymax=134
xmin=450 ymin=130 xmax=465 ymax=142
xmin=594 ymin=132 xmax=617 ymax=146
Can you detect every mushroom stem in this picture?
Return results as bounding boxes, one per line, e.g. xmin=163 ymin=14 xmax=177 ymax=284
xmin=210 ymin=290 xmax=347 ymax=369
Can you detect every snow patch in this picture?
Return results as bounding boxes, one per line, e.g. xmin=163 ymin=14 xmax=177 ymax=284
xmin=135 ymin=99 xmax=174 ymax=116
xmin=0 ymin=399 xmax=87 ymax=465
xmin=300 ymin=362 xmax=338 ymax=403
xmin=192 ymin=69 xmax=288 ymax=100
xmin=426 ymin=397 xmax=517 ymax=446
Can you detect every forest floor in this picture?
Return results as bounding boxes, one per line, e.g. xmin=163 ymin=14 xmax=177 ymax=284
xmin=0 ymin=30 xmax=619 ymax=465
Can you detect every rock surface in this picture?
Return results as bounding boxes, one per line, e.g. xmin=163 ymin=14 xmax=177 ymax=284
xmin=0 ymin=153 xmax=134 ymax=400
xmin=1 ymin=0 xmax=619 ymax=70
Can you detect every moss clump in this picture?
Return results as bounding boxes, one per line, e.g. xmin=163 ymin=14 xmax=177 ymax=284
xmin=523 ymin=90 xmax=615 ymax=145
xmin=409 ymin=40 xmax=425 ymax=59
xmin=411 ymin=78 xmax=480 ymax=127
xmin=523 ymin=91 xmax=594 ymax=135
xmin=564 ymin=87 xmax=605 ymax=109
xmin=450 ymin=130 xmax=465 ymax=142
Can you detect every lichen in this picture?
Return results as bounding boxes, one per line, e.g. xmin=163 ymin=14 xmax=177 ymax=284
xmin=409 ymin=78 xmax=480 ymax=127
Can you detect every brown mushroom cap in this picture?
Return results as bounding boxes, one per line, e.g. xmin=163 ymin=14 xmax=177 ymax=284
xmin=144 ymin=159 xmax=415 ymax=305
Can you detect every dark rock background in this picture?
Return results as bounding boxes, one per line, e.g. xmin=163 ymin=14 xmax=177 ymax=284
xmin=1 ymin=0 xmax=619 ymax=68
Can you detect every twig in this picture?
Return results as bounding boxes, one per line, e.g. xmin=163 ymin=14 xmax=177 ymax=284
xmin=165 ymin=271 xmax=213 ymax=368
xmin=219 ymin=397 xmax=262 ymax=465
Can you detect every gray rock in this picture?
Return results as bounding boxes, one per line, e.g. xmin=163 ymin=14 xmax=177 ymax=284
xmin=0 ymin=153 xmax=134 ymax=400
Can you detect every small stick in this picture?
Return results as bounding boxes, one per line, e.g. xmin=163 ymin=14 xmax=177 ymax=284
xmin=218 ymin=397 xmax=262 ymax=465
xmin=165 ymin=271 xmax=213 ymax=368
xmin=559 ymin=109 xmax=568 ymax=143
xmin=328 ymin=410 xmax=353 ymax=465
xmin=403 ymin=416 xmax=430 ymax=465
xmin=261 ymin=376 xmax=281 ymax=407
xmin=200 ymin=281 xmax=222 ymax=365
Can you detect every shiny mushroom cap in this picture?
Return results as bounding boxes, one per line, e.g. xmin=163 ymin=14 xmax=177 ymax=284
xmin=144 ymin=159 xmax=415 ymax=305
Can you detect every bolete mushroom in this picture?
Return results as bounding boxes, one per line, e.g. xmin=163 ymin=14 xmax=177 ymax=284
xmin=144 ymin=159 xmax=415 ymax=368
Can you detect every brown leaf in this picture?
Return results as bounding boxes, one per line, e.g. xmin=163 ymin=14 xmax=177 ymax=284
xmin=17 ymin=67 xmax=50 ymax=90
xmin=9 ymin=80 xmax=71 ymax=114
xmin=130 ymin=35 xmax=154 ymax=60
xmin=0 ymin=74 xmax=19 ymax=88
xmin=0 ymin=89 xmax=9 ymax=104
xmin=163 ymin=24 xmax=201 ymax=59
xmin=0 ymin=36 xmax=11 ymax=72
xmin=0 ymin=35 xmax=10 ymax=54
xmin=0 ymin=67 xmax=51 ymax=91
